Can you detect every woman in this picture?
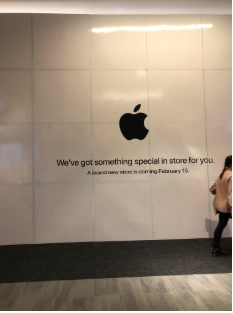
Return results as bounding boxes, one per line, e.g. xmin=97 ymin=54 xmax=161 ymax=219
xmin=212 ymin=155 xmax=232 ymax=257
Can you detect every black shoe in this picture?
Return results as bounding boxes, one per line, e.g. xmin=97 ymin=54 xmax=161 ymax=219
xmin=212 ymin=245 xmax=228 ymax=257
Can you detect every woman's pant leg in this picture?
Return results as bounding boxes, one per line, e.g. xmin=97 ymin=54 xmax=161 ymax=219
xmin=213 ymin=212 xmax=230 ymax=245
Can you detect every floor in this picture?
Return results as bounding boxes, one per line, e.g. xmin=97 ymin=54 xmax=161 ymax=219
xmin=0 ymin=238 xmax=232 ymax=283
xmin=0 ymin=273 xmax=231 ymax=311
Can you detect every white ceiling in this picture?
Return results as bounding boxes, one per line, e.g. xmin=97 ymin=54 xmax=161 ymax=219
xmin=0 ymin=0 xmax=232 ymax=14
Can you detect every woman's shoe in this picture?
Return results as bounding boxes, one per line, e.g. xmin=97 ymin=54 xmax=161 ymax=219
xmin=212 ymin=244 xmax=228 ymax=257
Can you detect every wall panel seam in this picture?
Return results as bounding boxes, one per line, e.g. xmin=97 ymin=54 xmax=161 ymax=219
xmin=31 ymin=14 xmax=35 ymax=244
xmin=201 ymin=14 xmax=212 ymax=238
xmin=89 ymin=15 xmax=95 ymax=242
xmin=145 ymin=15 xmax=154 ymax=240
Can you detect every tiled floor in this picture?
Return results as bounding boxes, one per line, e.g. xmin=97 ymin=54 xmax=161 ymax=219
xmin=0 ymin=273 xmax=231 ymax=311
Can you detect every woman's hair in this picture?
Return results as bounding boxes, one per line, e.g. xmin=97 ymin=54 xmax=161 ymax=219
xmin=220 ymin=155 xmax=232 ymax=179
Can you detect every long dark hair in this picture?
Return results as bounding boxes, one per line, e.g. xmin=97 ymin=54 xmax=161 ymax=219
xmin=220 ymin=155 xmax=232 ymax=179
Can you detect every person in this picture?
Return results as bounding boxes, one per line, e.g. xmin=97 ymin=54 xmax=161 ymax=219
xmin=212 ymin=155 xmax=232 ymax=257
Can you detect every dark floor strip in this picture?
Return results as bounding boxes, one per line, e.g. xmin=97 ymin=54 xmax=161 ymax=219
xmin=0 ymin=238 xmax=231 ymax=284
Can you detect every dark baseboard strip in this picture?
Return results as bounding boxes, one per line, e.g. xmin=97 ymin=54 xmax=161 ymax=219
xmin=0 ymin=238 xmax=231 ymax=284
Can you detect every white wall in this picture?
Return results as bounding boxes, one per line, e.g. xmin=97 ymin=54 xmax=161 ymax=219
xmin=0 ymin=14 xmax=232 ymax=245
xmin=0 ymin=0 xmax=231 ymax=14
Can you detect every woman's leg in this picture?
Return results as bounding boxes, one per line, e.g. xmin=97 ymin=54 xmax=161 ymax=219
xmin=212 ymin=212 xmax=230 ymax=256
xmin=213 ymin=212 xmax=230 ymax=245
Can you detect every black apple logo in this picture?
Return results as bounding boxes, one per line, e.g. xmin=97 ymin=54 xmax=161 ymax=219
xmin=119 ymin=104 xmax=149 ymax=140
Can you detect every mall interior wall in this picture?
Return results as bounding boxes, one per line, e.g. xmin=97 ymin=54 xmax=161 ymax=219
xmin=0 ymin=14 xmax=232 ymax=245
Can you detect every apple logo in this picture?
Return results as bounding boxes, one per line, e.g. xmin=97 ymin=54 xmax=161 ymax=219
xmin=119 ymin=104 xmax=149 ymax=140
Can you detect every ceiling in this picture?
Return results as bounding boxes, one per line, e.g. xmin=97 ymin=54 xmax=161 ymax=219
xmin=0 ymin=0 xmax=232 ymax=14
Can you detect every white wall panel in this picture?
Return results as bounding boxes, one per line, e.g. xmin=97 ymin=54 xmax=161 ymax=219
xmin=203 ymin=15 xmax=232 ymax=69
xmin=91 ymin=70 xmax=148 ymax=123
xmin=148 ymin=70 xmax=205 ymax=122
xmin=204 ymin=70 xmax=232 ymax=122
xmin=149 ymin=122 xmax=208 ymax=181
xmin=34 ymin=124 xmax=92 ymax=183
xmin=152 ymin=180 xmax=209 ymax=239
xmin=94 ymin=182 xmax=152 ymax=241
xmin=147 ymin=15 xmax=203 ymax=69
xmin=0 ymin=124 xmax=32 ymax=184
xmin=34 ymin=70 xmax=91 ymax=123
xmin=90 ymin=15 xmax=147 ymax=69
xmin=35 ymin=183 xmax=93 ymax=243
xmin=0 ymin=71 xmax=32 ymax=123
xmin=33 ymin=15 xmax=90 ymax=69
xmin=0 ymin=14 xmax=32 ymax=69
xmin=0 ymin=185 xmax=33 ymax=245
